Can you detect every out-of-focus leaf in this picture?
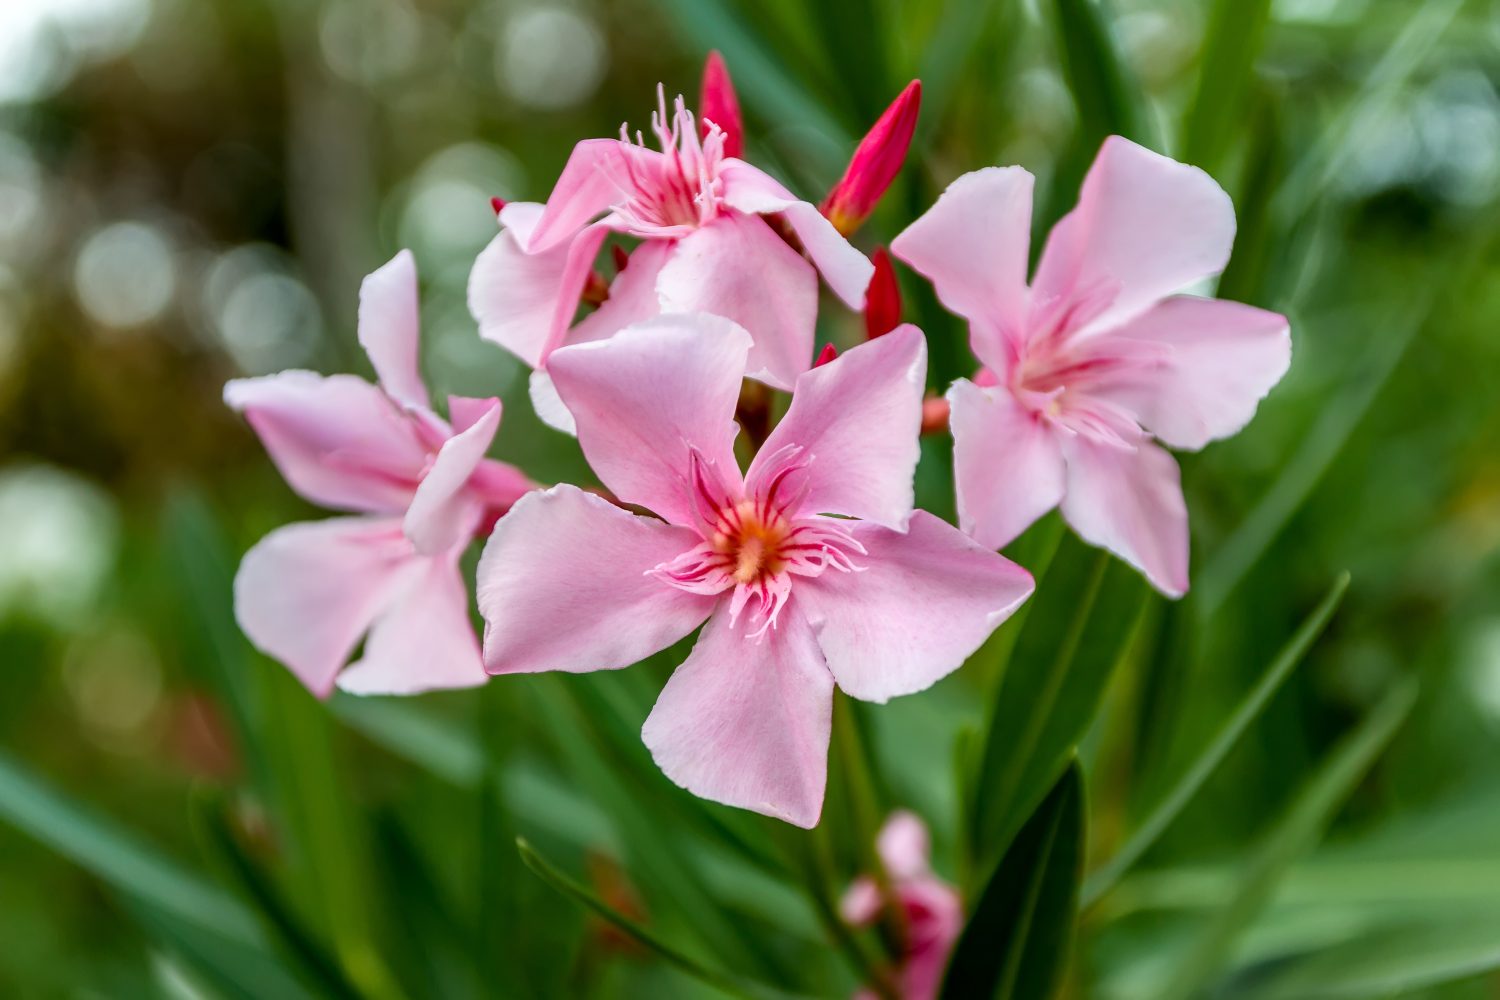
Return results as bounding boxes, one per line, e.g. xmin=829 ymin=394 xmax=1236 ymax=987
xmin=517 ymin=838 xmax=804 ymax=1000
xmin=126 ymin=896 xmax=316 ymax=1000
xmin=1215 ymin=88 xmax=1285 ymax=304
xmin=195 ymin=795 xmax=362 ymax=1000
xmin=940 ymin=763 xmax=1084 ymax=1000
xmin=1049 ymin=0 xmax=1148 ymax=144
xmin=1180 ymin=0 xmax=1273 ymax=169
xmin=917 ymin=0 xmax=1012 ymax=142
xmin=970 ymin=533 xmax=1146 ymax=879
xmin=1083 ymin=573 xmax=1351 ymax=906
xmin=807 ymin=0 xmax=887 ymax=126
xmin=0 ymin=748 xmax=257 ymax=940
xmin=1158 ymin=679 xmax=1418 ymax=1000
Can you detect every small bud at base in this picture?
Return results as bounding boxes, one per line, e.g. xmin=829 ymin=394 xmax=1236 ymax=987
xmin=864 ymin=247 xmax=902 ymax=339
xmin=699 ymin=50 xmax=744 ymax=160
xmin=490 ymin=196 xmax=506 ymax=217
xmin=813 ymin=343 xmax=839 ymax=368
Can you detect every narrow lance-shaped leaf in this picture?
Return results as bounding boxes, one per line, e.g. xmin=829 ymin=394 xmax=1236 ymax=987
xmin=1158 ymin=678 xmax=1419 ymax=1000
xmin=1083 ymin=573 xmax=1351 ymax=907
xmin=1179 ymin=0 xmax=1274 ymax=169
xmin=941 ymin=762 xmax=1085 ymax=1000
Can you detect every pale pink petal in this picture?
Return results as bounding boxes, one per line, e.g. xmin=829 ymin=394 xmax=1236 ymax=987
xmin=527 ymin=370 xmax=575 ymax=435
xmin=1060 ymin=434 xmax=1189 ymax=597
xmin=656 ymin=213 xmax=817 ymax=391
xmin=403 ymin=400 xmax=500 ymax=554
xmin=523 ymin=139 xmax=659 ymax=252
xmin=746 ymin=324 xmax=926 ymax=529
xmin=719 ymin=159 xmax=874 ymax=308
xmin=336 ymin=550 xmax=487 ymax=695
xmin=566 ymin=239 xmax=673 ymax=347
xmin=797 ymin=511 xmax=1034 ymax=703
xmin=547 ymin=314 xmax=749 ymax=526
xmin=356 ymin=249 xmax=428 ymax=410
xmin=448 ymin=395 xmax=497 ymax=434
xmin=475 ymin=485 xmax=715 ymax=674
xmin=948 ymin=378 xmax=1067 ymax=548
xmin=840 ymin=877 xmax=882 ymax=925
xmin=468 ymin=458 xmax=535 ymax=512
xmin=877 ymin=811 xmax=932 ymax=880
xmin=891 ymin=166 xmax=1034 ymax=367
xmin=224 ymin=371 xmax=428 ymax=513
xmin=1087 ymin=296 xmax=1291 ymax=451
xmin=1032 ymin=136 xmax=1235 ymax=337
xmin=467 ymin=220 xmax=612 ymax=370
xmin=233 ymin=517 xmax=417 ymax=697
xmin=641 ymin=607 xmax=832 ymax=828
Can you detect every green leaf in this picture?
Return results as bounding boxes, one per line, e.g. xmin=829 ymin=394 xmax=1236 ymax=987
xmin=1158 ymin=678 xmax=1419 ymax=1000
xmin=1048 ymin=0 xmax=1149 ymax=146
xmin=941 ymin=763 xmax=1085 ymax=1000
xmin=970 ymin=534 xmax=1146 ymax=878
xmin=1179 ymin=0 xmax=1273 ymax=169
xmin=516 ymin=838 xmax=806 ymax=1000
xmin=125 ymin=896 xmax=317 ymax=1000
xmin=1083 ymin=573 xmax=1351 ymax=906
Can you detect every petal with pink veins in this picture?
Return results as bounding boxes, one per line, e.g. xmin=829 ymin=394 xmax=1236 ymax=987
xmin=224 ymin=371 xmax=429 ymax=513
xmin=523 ymin=139 xmax=660 ymax=253
xmin=719 ymin=159 xmax=874 ymax=309
xmin=1086 ymin=296 xmax=1291 ymax=451
xmin=948 ymin=378 xmax=1067 ymax=548
xmin=547 ymin=314 xmax=749 ymax=527
xmin=641 ymin=607 xmax=832 ymax=828
xmin=476 ymin=485 xmax=715 ymax=674
xmin=337 ymin=550 xmax=487 ymax=695
xmin=1059 ymin=434 xmax=1189 ymax=597
xmin=1031 ymin=136 xmax=1235 ymax=338
xmin=656 ymin=213 xmax=817 ymax=391
xmin=797 ymin=510 xmax=1034 ymax=703
xmin=233 ymin=517 xmax=418 ymax=698
xmin=356 ymin=249 xmax=428 ymax=410
xmin=891 ymin=166 xmax=1035 ymax=366
xmin=403 ymin=399 xmax=501 ymax=555
xmin=747 ymin=324 xmax=926 ymax=529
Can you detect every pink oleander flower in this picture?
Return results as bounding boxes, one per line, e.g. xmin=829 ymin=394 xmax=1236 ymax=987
xmin=467 ymin=87 xmax=874 ymax=429
xmin=842 ymin=812 xmax=963 ymax=1000
xmin=226 ymin=251 xmax=533 ymax=697
xmin=821 ymin=80 xmax=923 ymax=237
xmin=891 ymin=136 xmax=1291 ymax=596
xmin=474 ymin=315 xmax=1033 ymax=826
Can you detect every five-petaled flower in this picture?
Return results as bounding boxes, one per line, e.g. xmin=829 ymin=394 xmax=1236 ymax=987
xmin=227 ymin=251 xmax=533 ymax=697
xmin=842 ymin=811 xmax=963 ymax=1000
xmin=468 ymin=88 xmax=874 ymax=431
xmin=892 ymin=136 xmax=1291 ymax=596
xmin=474 ymin=315 xmax=1033 ymax=826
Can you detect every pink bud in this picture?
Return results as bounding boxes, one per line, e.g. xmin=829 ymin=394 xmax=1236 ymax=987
xmin=699 ymin=50 xmax=744 ymax=160
xmin=813 ymin=343 xmax=839 ymax=367
xmin=490 ymin=196 xmax=506 ymax=216
xmin=921 ymin=396 xmax=950 ymax=436
xmin=820 ymin=80 xmax=922 ymax=236
xmin=864 ymin=247 xmax=901 ymax=339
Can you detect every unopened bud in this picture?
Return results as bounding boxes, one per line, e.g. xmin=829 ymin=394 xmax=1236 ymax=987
xmin=920 ymin=395 xmax=950 ymax=436
xmin=490 ymin=196 xmax=506 ymax=216
xmin=699 ymin=50 xmax=744 ymax=160
xmin=864 ymin=247 xmax=901 ymax=339
xmin=813 ymin=343 xmax=839 ymax=368
xmin=820 ymin=80 xmax=921 ymax=236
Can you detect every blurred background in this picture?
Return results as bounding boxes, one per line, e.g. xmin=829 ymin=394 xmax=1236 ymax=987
xmin=2 ymin=0 xmax=1499 ymax=996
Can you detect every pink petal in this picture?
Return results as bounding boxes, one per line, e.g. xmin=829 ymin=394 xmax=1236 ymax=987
xmin=719 ymin=159 xmax=874 ymax=309
xmin=475 ymin=485 xmax=715 ymax=674
xmin=233 ymin=517 xmax=418 ymax=697
xmin=797 ymin=510 xmax=1034 ymax=703
xmin=1031 ymin=136 xmax=1235 ymax=338
xmin=402 ymin=399 xmax=500 ymax=555
xmin=527 ymin=370 xmax=575 ymax=435
xmin=547 ymin=314 xmax=749 ymax=527
xmin=948 ymin=378 xmax=1067 ymax=548
xmin=746 ymin=324 xmax=926 ymax=529
xmin=523 ymin=139 xmax=659 ymax=253
xmin=641 ymin=607 xmax=832 ymax=828
xmin=656 ymin=213 xmax=817 ymax=391
xmin=467 ymin=217 xmax=611 ymax=370
xmin=224 ymin=371 xmax=429 ymax=513
xmin=357 ymin=249 xmax=428 ymax=410
xmin=336 ymin=550 xmax=487 ymax=695
xmin=876 ymin=810 xmax=932 ymax=880
xmin=890 ymin=166 xmax=1034 ymax=370
xmin=1059 ymin=434 xmax=1189 ymax=597
xmin=840 ymin=877 xmax=883 ymax=925
xmin=567 ymin=239 xmax=673 ymax=348
xmin=1087 ymin=296 xmax=1291 ymax=451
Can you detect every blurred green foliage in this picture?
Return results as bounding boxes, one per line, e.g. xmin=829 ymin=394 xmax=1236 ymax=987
xmin=2 ymin=0 xmax=1500 ymax=997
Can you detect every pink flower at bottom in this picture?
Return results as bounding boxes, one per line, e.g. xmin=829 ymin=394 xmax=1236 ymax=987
xmin=892 ymin=136 xmax=1291 ymax=596
xmin=842 ymin=811 xmax=964 ymax=1000
xmin=226 ymin=251 xmax=533 ymax=697
xmin=474 ymin=315 xmax=1033 ymax=827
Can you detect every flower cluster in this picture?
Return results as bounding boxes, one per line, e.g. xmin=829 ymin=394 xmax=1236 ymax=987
xmin=228 ymin=55 xmax=1289 ymax=832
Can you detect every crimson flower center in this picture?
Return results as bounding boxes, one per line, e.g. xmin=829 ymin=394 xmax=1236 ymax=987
xmin=710 ymin=499 xmax=793 ymax=585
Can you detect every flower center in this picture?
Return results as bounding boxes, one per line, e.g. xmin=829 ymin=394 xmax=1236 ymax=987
xmin=711 ymin=499 xmax=792 ymax=585
xmin=610 ymin=89 xmax=726 ymax=237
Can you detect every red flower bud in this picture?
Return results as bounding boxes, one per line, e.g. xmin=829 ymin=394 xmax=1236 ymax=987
xmin=699 ymin=50 xmax=744 ymax=160
xmin=611 ymin=244 xmax=630 ymax=274
xmin=490 ymin=196 xmax=506 ymax=216
xmin=820 ymin=80 xmax=921 ymax=236
xmin=813 ymin=343 xmax=839 ymax=367
xmin=864 ymin=247 xmax=902 ymax=339
xmin=920 ymin=395 xmax=950 ymax=436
